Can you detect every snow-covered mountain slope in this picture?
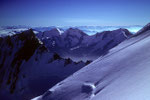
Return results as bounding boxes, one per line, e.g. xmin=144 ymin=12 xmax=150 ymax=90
xmin=0 ymin=30 xmax=88 ymax=100
xmin=33 ymin=23 xmax=150 ymax=100
xmin=37 ymin=28 xmax=132 ymax=61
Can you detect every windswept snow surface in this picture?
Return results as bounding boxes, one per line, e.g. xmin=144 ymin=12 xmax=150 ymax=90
xmin=33 ymin=26 xmax=150 ymax=100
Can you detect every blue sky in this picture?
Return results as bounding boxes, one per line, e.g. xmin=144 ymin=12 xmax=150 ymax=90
xmin=0 ymin=0 xmax=150 ymax=26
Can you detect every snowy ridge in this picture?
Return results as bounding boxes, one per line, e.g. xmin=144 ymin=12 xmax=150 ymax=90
xmin=33 ymin=23 xmax=150 ymax=100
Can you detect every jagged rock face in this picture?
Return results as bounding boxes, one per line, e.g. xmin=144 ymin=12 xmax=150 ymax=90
xmin=0 ymin=29 xmax=43 ymax=98
xmin=37 ymin=28 xmax=132 ymax=61
xmin=0 ymin=29 xmax=40 ymax=89
xmin=0 ymin=30 xmax=88 ymax=100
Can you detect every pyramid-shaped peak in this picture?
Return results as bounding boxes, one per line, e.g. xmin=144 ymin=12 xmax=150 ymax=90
xmin=50 ymin=28 xmax=63 ymax=34
xmin=64 ymin=28 xmax=88 ymax=37
xmin=42 ymin=28 xmax=63 ymax=38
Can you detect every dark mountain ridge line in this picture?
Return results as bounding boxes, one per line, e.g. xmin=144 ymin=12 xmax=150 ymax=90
xmin=48 ymin=53 xmax=92 ymax=66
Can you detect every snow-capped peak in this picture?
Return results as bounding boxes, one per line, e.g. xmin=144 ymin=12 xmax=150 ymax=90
xmin=44 ymin=28 xmax=61 ymax=36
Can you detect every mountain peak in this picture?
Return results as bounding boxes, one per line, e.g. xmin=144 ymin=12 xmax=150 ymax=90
xmin=136 ymin=22 xmax=150 ymax=35
xmin=42 ymin=28 xmax=63 ymax=38
xmin=49 ymin=28 xmax=63 ymax=35
xmin=13 ymin=29 xmax=35 ymax=40
xmin=63 ymin=28 xmax=88 ymax=38
xmin=118 ymin=28 xmax=132 ymax=37
xmin=95 ymin=28 xmax=131 ymax=39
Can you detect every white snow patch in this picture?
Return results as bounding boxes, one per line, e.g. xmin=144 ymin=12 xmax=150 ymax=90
xmin=38 ymin=39 xmax=43 ymax=44
xmin=31 ymin=95 xmax=42 ymax=100
xmin=70 ymin=46 xmax=80 ymax=50
xmin=56 ymin=28 xmax=64 ymax=35
xmin=52 ymin=41 xmax=55 ymax=46
xmin=122 ymin=30 xmax=128 ymax=38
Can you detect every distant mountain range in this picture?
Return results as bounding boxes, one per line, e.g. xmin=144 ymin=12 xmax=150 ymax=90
xmin=37 ymin=28 xmax=132 ymax=61
xmin=0 ymin=25 xmax=142 ymax=36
